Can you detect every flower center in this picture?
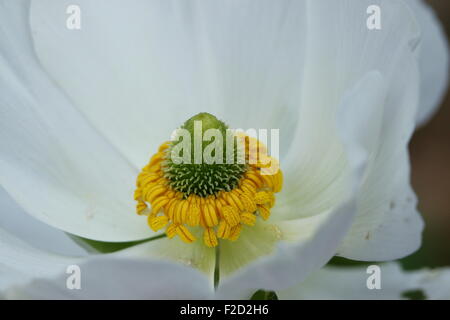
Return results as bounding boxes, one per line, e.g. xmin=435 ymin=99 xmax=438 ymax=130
xmin=134 ymin=113 xmax=283 ymax=247
xmin=163 ymin=113 xmax=247 ymax=197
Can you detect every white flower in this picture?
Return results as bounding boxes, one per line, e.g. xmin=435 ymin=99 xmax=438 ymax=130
xmin=0 ymin=0 xmax=448 ymax=299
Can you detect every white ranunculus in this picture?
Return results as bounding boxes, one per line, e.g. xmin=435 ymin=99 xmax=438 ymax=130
xmin=0 ymin=0 xmax=448 ymax=299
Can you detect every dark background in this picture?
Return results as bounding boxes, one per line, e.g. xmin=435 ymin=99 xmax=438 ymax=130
xmin=404 ymin=0 xmax=449 ymax=269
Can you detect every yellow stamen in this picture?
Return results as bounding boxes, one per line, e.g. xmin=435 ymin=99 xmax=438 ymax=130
xmin=245 ymin=172 xmax=264 ymax=188
xmin=150 ymin=196 xmax=170 ymax=215
xmin=174 ymin=200 xmax=189 ymax=224
xmin=226 ymin=191 xmax=245 ymax=211
xmin=166 ymin=199 xmax=178 ymax=220
xmin=228 ymin=224 xmax=242 ymax=241
xmin=176 ymin=225 xmax=196 ymax=243
xmin=240 ymin=182 xmax=257 ymax=195
xmin=134 ymin=133 xmax=283 ymax=247
xmin=258 ymin=205 xmax=271 ymax=220
xmin=146 ymin=185 xmax=167 ymax=203
xmin=204 ymin=228 xmax=218 ymax=248
xmin=254 ymin=191 xmax=274 ymax=205
xmin=221 ymin=205 xmax=241 ymax=227
xmin=217 ymin=221 xmax=231 ymax=239
xmin=187 ymin=201 xmax=201 ymax=227
xmin=202 ymin=202 xmax=219 ymax=227
xmin=261 ymin=174 xmax=275 ymax=189
xmin=148 ymin=215 xmax=169 ymax=232
xmin=240 ymin=212 xmax=257 ymax=226
xmin=239 ymin=191 xmax=257 ymax=213
xmin=158 ymin=142 xmax=170 ymax=152
xmin=136 ymin=201 xmax=147 ymax=215
xmin=166 ymin=223 xmax=177 ymax=238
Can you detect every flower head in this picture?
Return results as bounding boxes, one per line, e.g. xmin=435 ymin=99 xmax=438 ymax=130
xmin=0 ymin=0 xmax=448 ymax=299
xmin=135 ymin=113 xmax=282 ymax=247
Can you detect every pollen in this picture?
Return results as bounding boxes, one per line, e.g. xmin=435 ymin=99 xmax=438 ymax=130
xmin=134 ymin=113 xmax=283 ymax=247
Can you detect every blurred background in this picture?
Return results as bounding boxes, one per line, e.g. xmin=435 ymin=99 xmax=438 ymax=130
xmin=403 ymin=0 xmax=449 ymax=269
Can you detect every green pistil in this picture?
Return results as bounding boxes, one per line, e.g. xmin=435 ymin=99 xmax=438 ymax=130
xmin=163 ymin=113 xmax=247 ymax=198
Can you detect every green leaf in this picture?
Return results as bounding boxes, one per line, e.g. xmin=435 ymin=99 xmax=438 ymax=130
xmin=68 ymin=233 xmax=166 ymax=253
xmin=402 ymin=289 xmax=427 ymax=300
xmin=250 ymin=290 xmax=278 ymax=300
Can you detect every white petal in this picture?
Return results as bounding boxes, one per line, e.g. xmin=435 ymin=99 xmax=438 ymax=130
xmin=337 ymin=31 xmax=424 ymax=260
xmin=278 ymin=0 xmax=421 ymax=221
xmin=218 ymin=220 xmax=281 ymax=279
xmin=178 ymin=0 xmax=309 ymax=156
xmin=0 ymin=226 xmax=82 ymax=292
xmin=406 ymin=0 xmax=449 ymax=126
xmin=215 ymin=72 xmax=380 ymax=298
xmin=6 ymin=258 xmax=213 ymax=299
xmin=417 ymin=268 xmax=450 ymax=300
xmin=215 ymin=204 xmax=358 ymax=299
xmin=0 ymin=0 xmax=154 ymax=241
xmin=0 ymin=227 xmax=212 ymax=299
xmin=29 ymin=0 xmax=309 ymax=164
xmin=275 ymin=71 xmax=386 ymax=223
xmin=0 ymin=187 xmax=86 ymax=256
xmin=263 ymin=0 xmax=423 ymax=260
xmin=278 ymin=263 xmax=450 ymax=300
xmin=117 ymin=230 xmax=216 ymax=287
